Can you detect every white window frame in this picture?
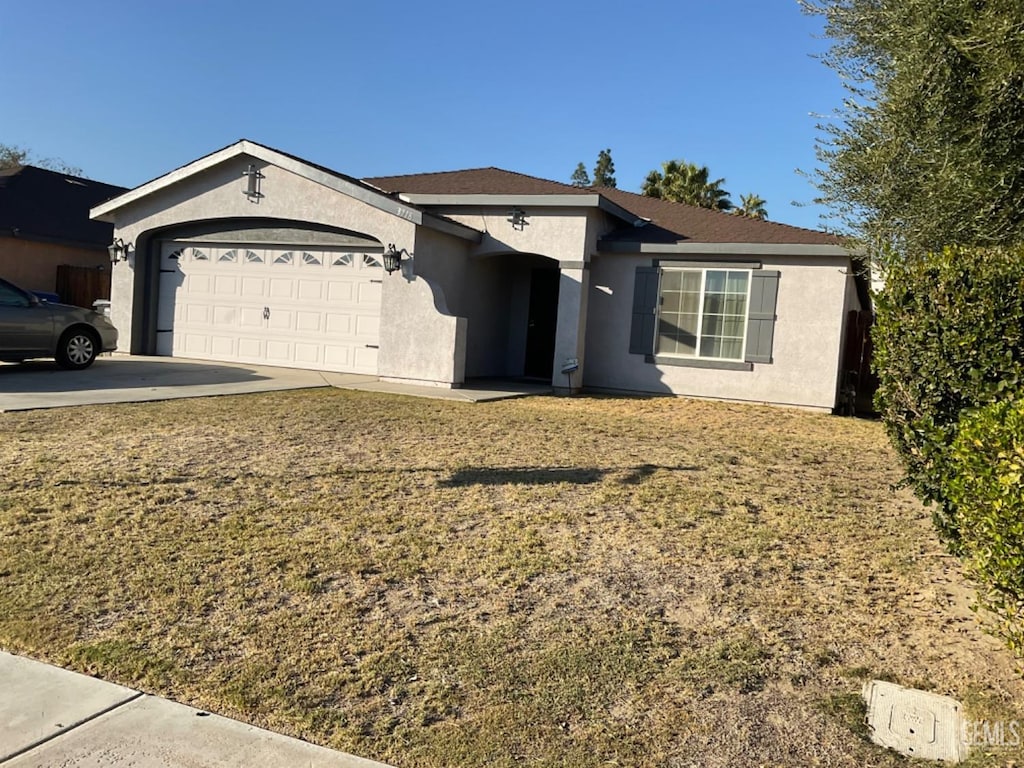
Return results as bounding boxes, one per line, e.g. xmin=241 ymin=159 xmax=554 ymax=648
xmin=656 ymin=267 xmax=751 ymax=363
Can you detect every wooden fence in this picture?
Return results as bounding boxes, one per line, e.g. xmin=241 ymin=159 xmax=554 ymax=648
xmin=842 ymin=309 xmax=879 ymax=415
xmin=55 ymin=265 xmax=111 ymax=309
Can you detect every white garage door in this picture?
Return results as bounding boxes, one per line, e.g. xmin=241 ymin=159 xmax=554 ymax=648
xmin=156 ymin=242 xmax=383 ymax=374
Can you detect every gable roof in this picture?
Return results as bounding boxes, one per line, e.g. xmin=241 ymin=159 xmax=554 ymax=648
xmin=0 ymin=165 xmax=127 ymax=249
xmin=91 ymin=140 xmax=480 ymax=242
xmin=367 ymin=167 xmax=842 ymax=248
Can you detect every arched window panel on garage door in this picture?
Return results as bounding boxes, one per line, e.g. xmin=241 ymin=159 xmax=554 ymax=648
xmin=332 ymin=253 xmax=354 ymax=268
xmin=362 ymin=254 xmax=382 ymax=269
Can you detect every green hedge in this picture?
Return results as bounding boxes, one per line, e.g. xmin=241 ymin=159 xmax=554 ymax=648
xmin=946 ymin=399 xmax=1024 ymax=656
xmin=872 ymin=245 xmax=1024 ymax=544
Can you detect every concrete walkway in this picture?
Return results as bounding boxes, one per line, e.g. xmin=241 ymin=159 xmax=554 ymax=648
xmin=0 ymin=651 xmax=393 ymax=767
xmin=326 ymin=372 xmax=553 ymax=402
xmin=0 ymin=355 xmax=551 ymax=412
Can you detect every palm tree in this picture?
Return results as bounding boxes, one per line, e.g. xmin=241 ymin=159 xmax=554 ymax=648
xmin=736 ymin=193 xmax=768 ymax=220
xmin=641 ymin=160 xmax=734 ymax=211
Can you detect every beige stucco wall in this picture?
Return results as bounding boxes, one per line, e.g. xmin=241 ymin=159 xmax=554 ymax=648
xmin=106 ymin=154 xmax=471 ymax=386
xmin=584 ymin=253 xmax=854 ymax=410
xmin=429 ymin=207 xmax=607 ymax=387
xmin=101 ymin=156 xmax=852 ymax=404
xmin=108 ymin=155 xmax=420 ymax=353
xmin=439 ymin=208 xmax=593 ymax=263
xmin=377 ymin=224 xmax=472 ymax=386
xmin=0 ymin=238 xmax=109 ymax=293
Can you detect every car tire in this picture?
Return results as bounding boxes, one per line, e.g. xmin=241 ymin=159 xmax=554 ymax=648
xmin=56 ymin=328 xmax=99 ymax=370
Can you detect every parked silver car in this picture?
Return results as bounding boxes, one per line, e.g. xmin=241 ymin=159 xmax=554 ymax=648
xmin=0 ymin=277 xmax=118 ymax=369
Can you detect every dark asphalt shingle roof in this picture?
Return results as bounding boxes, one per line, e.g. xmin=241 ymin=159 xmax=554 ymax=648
xmin=0 ymin=165 xmax=127 ymax=248
xmin=366 ymin=167 xmax=841 ymax=246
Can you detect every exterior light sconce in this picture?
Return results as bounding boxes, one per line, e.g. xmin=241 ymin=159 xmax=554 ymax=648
xmin=108 ymin=237 xmax=132 ymax=264
xmin=507 ymin=207 xmax=528 ymax=231
xmin=242 ymin=163 xmax=265 ymax=202
xmin=382 ymin=243 xmax=408 ymax=274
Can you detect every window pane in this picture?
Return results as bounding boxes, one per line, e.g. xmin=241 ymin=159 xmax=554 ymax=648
xmin=703 ymin=315 xmax=723 ymax=336
xmin=678 ymin=335 xmax=697 ymax=356
xmin=724 ymin=294 xmax=747 ymax=315
xmin=661 ymin=270 xmax=682 ymax=292
xmin=681 ymin=292 xmax=700 ymax=314
xmin=703 ymin=293 xmax=724 ymax=314
xmin=705 ymin=271 xmax=726 ymax=293
xmin=723 ymin=317 xmax=746 ymax=337
xmin=0 ymin=283 xmax=27 ymax=306
xmin=662 ymin=291 xmax=681 ymax=313
xmin=682 ymin=271 xmax=702 ymax=292
xmin=726 ymin=271 xmax=749 ymax=293
xmin=657 ymin=333 xmax=677 ymax=354
xmin=700 ymin=337 xmax=722 ymax=358
xmin=720 ymin=338 xmax=743 ymax=360
xmin=658 ymin=318 xmax=678 ymax=336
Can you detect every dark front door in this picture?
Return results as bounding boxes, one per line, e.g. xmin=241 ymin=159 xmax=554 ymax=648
xmin=524 ymin=268 xmax=560 ymax=379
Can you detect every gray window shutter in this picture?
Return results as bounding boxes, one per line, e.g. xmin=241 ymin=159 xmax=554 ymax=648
xmin=629 ymin=266 xmax=660 ymax=355
xmin=744 ymin=270 xmax=780 ymax=364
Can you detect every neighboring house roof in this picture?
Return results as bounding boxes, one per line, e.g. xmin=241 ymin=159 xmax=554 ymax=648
xmin=0 ymin=165 xmax=127 ymax=249
xmin=367 ymin=167 xmax=842 ymax=247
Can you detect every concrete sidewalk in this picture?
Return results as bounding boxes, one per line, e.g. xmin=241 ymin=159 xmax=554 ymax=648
xmin=0 ymin=652 xmax=393 ymax=767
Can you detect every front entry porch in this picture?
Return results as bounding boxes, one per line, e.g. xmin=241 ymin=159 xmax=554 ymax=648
xmin=461 ymin=252 xmax=587 ymax=392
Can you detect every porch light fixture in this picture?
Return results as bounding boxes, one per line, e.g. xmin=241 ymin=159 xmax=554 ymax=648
xmin=382 ymin=243 xmax=406 ymax=274
xmin=242 ymin=163 xmax=265 ymax=202
xmin=507 ymin=207 xmax=528 ymax=231
xmin=108 ymin=237 xmax=132 ymax=264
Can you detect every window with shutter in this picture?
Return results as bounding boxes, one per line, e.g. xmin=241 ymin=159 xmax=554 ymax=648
xmin=628 ymin=265 xmax=779 ymax=368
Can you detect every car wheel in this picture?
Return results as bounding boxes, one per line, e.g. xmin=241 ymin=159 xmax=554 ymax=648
xmin=56 ymin=328 xmax=99 ymax=370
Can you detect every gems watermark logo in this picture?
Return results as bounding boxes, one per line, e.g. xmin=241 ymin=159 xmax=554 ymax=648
xmin=961 ymin=719 xmax=1021 ymax=748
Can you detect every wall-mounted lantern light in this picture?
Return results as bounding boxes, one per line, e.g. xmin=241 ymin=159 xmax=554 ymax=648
xmin=507 ymin=207 xmax=528 ymax=231
xmin=382 ymin=243 xmax=407 ymax=274
xmin=242 ymin=163 xmax=264 ymax=202
xmin=108 ymin=237 xmax=132 ymax=264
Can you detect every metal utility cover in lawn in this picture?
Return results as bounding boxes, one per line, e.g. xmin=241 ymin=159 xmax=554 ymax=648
xmin=863 ymin=680 xmax=968 ymax=762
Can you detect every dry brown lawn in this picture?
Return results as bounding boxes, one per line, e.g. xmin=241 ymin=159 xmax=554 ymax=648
xmin=1 ymin=389 xmax=1021 ymax=767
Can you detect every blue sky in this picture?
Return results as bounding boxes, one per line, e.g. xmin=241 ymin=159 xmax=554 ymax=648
xmin=1 ymin=1 xmax=844 ymax=231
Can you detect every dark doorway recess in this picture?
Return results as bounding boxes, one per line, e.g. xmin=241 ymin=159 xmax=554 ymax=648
xmin=524 ymin=268 xmax=560 ymax=379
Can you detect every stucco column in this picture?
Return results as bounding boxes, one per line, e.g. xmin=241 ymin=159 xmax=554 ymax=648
xmin=552 ymin=263 xmax=590 ymax=394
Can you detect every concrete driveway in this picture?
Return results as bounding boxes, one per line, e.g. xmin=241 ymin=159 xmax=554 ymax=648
xmin=0 ymin=355 xmax=550 ymax=412
xmin=0 ymin=355 xmax=374 ymax=412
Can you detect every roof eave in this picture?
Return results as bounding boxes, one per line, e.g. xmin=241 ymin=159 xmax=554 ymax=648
xmin=398 ymin=192 xmax=640 ymax=226
xmin=398 ymin=193 xmax=602 ymax=208
xmin=597 ymin=241 xmax=851 ymax=256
